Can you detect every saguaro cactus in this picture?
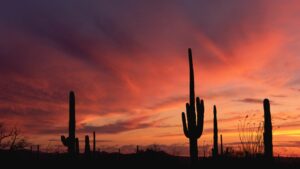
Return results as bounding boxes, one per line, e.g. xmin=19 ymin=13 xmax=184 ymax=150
xmin=181 ymin=48 xmax=205 ymax=164
xmin=61 ymin=91 xmax=76 ymax=155
xmin=85 ymin=135 xmax=91 ymax=155
xmin=263 ymin=99 xmax=273 ymax=158
xmin=93 ymin=131 xmax=96 ymax=154
xmin=213 ymin=105 xmax=218 ymax=157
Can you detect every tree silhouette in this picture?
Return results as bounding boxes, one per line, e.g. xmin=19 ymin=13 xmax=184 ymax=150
xmin=0 ymin=123 xmax=29 ymax=150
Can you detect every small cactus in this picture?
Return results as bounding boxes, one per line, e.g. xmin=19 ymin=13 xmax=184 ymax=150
xmin=75 ymin=138 xmax=79 ymax=154
xmin=220 ymin=134 xmax=223 ymax=156
xmin=213 ymin=105 xmax=218 ymax=157
xmin=61 ymin=91 xmax=76 ymax=155
xmin=181 ymin=48 xmax=204 ymax=164
xmin=85 ymin=135 xmax=91 ymax=155
xmin=37 ymin=145 xmax=40 ymax=159
xmin=93 ymin=131 xmax=96 ymax=154
xmin=263 ymin=99 xmax=273 ymax=158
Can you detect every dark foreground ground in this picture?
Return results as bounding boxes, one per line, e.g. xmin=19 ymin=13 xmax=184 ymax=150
xmin=1 ymin=150 xmax=300 ymax=169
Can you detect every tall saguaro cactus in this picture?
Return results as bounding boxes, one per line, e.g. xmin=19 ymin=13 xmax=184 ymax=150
xmin=61 ymin=91 xmax=76 ymax=155
xmin=213 ymin=105 xmax=218 ymax=157
xmin=181 ymin=48 xmax=205 ymax=164
xmin=263 ymin=99 xmax=273 ymax=158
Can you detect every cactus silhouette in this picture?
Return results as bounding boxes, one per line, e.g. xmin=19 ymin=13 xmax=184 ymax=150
xmin=213 ymin=105 xmax=218 ymax=157
xmin=93 ymin=131 xmax=96 ymax=154
xmin=61 ymin=91 xmax=76 ymax=155
xmin=181 ymin=48 xmax=204 ymax=164
xmin=85 ymin=135 xmax=91 ymax=155
xmin=263 ymin=99 xmax=273 ymax=158
xmin=220 ymin=134 xmax=223 ymax=156
xmin=75 ymin=138 xmax=79 ymax=154
xmin=136 ymin=145 xmax=139 ymax=153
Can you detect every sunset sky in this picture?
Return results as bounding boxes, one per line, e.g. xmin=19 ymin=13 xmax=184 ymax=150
xmin=1 ymin=0 xmax=300 ymax=156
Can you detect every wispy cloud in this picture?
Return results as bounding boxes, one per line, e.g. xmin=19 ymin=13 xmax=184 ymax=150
xmin=79 ymin=116 xmax=170 ymax=134
xmin=234 ymin=98 xmax=279 ymax=105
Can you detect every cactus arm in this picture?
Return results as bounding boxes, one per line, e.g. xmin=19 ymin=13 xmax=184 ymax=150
xmin=186 ymin=103 xmax=192 ymax=130
xmin=61 ymin=135 xmax=68 ymax=146
xmin=182 ymin=112 xmax=189 ymax=138
xmin=195 ymin=98 xmax=204 ymax=138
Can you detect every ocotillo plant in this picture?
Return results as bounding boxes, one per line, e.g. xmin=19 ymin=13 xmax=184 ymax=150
xmin=93 ymin=131 xmax=96 ymax=154
xmin=85 ymin=135 xmax=91 ymax=155
xmin=61 ymin=91 xmax=76 ymax=155
xmin=75 ymin=138 xmax=79 ymax=154
xmin=220 ymin=134 xmax=223 ymax=156
xmin=263 ymin=99 xmax=273 ymax=158
xmin=181 ymin=48 xmax=204 ymax=164
xmin=213 ymin=105 xmax=218 ymax=157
